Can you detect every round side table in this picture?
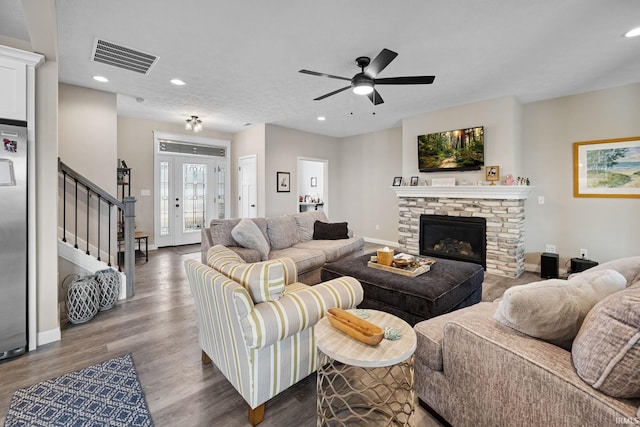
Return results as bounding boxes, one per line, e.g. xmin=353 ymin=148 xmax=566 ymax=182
xmin=315 ymin=309 xmax=417 ymax=426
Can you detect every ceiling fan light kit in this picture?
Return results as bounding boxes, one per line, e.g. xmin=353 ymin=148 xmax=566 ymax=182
xmin=300 ymin=48 xmax=435 ymax=106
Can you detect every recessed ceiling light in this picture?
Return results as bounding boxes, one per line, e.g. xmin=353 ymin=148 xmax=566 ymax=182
xmin=624 ymin=27 xmax=640 ymax=38
xmin=170 ymin=78 xmax=186 ymax=86
xmin=93 ymin=75 xmax=108 ymax=83
xmin=317 ymin=116 xmax=326 ymax=121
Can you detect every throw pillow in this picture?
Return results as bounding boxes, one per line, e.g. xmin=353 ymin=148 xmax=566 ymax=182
xmin=293 ymin=210 xmax=329 ymax=241
xmin=494 ymin=269 xmax=626 ymax=348
xmin=571 ymin=256 xmax=640 ymax=287
xmin=266 ymin=215 xmax=299 ymax=250
xmin=572 ymin=286 xmax=640 ymax=398
xmin=231 ymin=218 xmax=270 ymax=261
xmin=313 ymin=221 xmax=349 ymax=240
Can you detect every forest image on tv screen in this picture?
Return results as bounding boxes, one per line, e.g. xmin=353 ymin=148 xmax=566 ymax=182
xmin=418 ymin=126 xmax=484 ymax=172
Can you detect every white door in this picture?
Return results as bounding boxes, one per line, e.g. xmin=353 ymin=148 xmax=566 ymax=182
xmin=238 ymin=155 xmax=257 ymax=218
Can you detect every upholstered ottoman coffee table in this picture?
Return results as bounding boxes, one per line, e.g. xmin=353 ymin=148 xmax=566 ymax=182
xmin=321 ymin=254 xmax=484 ymax=326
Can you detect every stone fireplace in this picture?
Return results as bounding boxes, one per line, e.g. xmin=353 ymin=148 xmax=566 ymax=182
xmin=392 ymin=186 xmax=533 ymax=278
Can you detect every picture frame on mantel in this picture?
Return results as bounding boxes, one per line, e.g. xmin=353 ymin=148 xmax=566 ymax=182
xmin=277 ymin=171 xmax=290 ymax=192
xmin=485 ymin=166 xmax=499 ymax=185
xmin=573 ymin=136 xmax=640 ymax=198
xmin=392 ymin=176 xmax=403 ymax=186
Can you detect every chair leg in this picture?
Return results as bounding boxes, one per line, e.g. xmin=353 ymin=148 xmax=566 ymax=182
xmin=201 ymin=350 xmax=212 ymax=365
xmin=248 ymin=403 xmax=265 ymax=426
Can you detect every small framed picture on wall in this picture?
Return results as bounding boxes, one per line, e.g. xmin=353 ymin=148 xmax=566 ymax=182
xmin=311 ymin=177 xmax=317 ymax=187
xmin=277 ymin=171 xmax=290 ymax=192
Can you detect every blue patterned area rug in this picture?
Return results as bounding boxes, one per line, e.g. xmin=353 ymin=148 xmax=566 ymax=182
xmin=4 ymin=354 xmax=153 ymax=426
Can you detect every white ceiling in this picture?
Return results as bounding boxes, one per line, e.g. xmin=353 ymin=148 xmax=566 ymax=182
xmin=2 ymin=0 xmax=640 ymax=138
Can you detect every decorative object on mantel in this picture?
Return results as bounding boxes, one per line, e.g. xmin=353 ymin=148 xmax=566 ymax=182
xmin=517 ymin=177 xmax=531 ymax=186
xmin=410 ymin=176 xmax=419 ymax=186
xmin=573 ymin=136 xmax=640 ymax=198
xmin=485 ymin=165 xmax=499 ymax=185
xmin=392 ymin=176 xmax=403 ymax=186
xmin=432 ymin=177 xmax=456 ymax=187
xmin=502 ymin=174 xmax=515 ymax=185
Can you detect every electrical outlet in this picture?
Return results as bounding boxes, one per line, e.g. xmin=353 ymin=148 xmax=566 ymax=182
xmin=545 ymin=244 xmax=556 ymax=253
xmin=580 ymin=248 xmax=588 ymax=259
xmin=375 ymin=224 xmax=380 ymax=230
xmin=538 ymin=196 xmax=545 ymax=204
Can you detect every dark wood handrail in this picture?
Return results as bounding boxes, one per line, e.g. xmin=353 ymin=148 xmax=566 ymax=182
xmin=58 ymin=158 xmax=124 ymax=209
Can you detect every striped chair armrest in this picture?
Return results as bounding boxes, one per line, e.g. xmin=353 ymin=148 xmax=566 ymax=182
xmin=234 ymin=276 xmax=364 ymax=349
xmin=208 ymin=245 xmax=288 ymax=303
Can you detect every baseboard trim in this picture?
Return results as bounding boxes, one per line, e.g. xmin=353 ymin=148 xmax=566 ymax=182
xmin=37 ymin=327 xmax=61 ymax=347
xmin=363 ymin=237 xmax=398 ymax=248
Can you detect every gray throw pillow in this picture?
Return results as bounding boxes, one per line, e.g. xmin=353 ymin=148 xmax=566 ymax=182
xmin=231 ymin=218 xmax=270 ymax=261
xmin=572 ymin=286 xmax=640 ymax=398
xmin=266 ymin=215 xmax=299 ymax=250
xmin=494 ymin=269 xmax=626 ymax=348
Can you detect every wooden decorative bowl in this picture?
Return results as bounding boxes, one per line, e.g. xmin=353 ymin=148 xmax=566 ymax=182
xmin=392 ymin=258 xmax=411 ymax=268
xmin=326 ymin=308 xmax=384 ymax=346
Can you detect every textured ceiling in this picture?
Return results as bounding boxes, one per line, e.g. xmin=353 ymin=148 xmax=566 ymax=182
xmin=3 ymin=0 xmax=640 ymax=138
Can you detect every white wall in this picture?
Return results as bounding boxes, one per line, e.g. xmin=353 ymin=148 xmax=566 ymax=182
xmin=402 ymin=96 xmax=521 ymax=185
xmin=265 ymin=124 xmax=340 ymax=217
xmin=298 ymin=159 xmax=324 ymax=202
xmin=337 ymin=127 xmax=402 ymax=245
xmin=522 ymin=83 xmax=640 ymax=264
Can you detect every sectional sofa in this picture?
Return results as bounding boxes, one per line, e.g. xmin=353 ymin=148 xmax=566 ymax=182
xmin=414 ymin=256 xmax=640 ymax=426
xmin=201 ymin=210 xmax=365 ymax=284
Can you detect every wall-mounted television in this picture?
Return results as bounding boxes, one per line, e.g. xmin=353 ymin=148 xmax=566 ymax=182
xmin=417 ymin=126 xmax=484 ymax=172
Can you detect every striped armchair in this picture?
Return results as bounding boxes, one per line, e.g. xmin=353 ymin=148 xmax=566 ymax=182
xmin=184 ymin=246 xmax=363 ymax=425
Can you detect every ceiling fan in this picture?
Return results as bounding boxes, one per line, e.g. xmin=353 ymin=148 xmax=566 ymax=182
xmin=299 ymin=48 xmax=435 ymax=105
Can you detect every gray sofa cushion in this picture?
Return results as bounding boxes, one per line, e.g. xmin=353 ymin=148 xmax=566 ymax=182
xmin=209 ymin=218 xmax=241 ymax=247
xmin=269 ymin=247 xmax=326 ymax=274
xmin=293 ymin=211 xmax=328 ymax=241
xmin=266 ymin=215 xmax=299 ymax=250
xmin=294 ymin=236 xmax=364 ymax=263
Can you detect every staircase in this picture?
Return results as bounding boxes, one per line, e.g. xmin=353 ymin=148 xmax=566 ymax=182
xmin=58 ymin=159 xmax=136 ymax=297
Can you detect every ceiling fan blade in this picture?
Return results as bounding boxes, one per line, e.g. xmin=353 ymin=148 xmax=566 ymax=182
xmin=314 ymin=85 xmax=351 ymax=101
xmin=365 ymin=48 xmax=398 ymax=78
xmin=374 ymin=76 xmax=436 ymax=85
xmin=299 ymin=69 xmax=351 ymax=82
xmin=367 ymin=89 xmax=384 ymax=105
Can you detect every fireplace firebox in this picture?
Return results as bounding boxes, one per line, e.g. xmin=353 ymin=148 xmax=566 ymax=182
xmin=419 ymin=215 xmax=486 ymax=268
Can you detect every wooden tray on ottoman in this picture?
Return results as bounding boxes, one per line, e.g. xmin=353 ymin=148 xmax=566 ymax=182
xmin=367 ymin=257 xmax=434 ymax=277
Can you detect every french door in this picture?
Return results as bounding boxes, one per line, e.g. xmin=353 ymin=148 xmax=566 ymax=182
xmin=154 ymin=132 xmax=230 ymax=247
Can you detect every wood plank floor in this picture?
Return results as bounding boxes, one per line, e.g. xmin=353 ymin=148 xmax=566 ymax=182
xmin=0 ymin=245 xmax=445 ymax=426
xmin=0 ymin=244 xmax=539 ymax=426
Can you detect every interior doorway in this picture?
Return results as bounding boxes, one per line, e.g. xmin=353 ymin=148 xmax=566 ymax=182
xmin=238 ymin=155 xmax=257 ymax=218
xmin=297 ymin=157 xmax=328 ymax=216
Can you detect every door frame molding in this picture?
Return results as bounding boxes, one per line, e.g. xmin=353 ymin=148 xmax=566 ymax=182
xmin=153 ymin=131 xmax=231 ymax=247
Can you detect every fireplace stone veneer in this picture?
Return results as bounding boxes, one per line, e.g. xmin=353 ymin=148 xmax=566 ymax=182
xmin=393 ymin=186 xmax=533 ymax=278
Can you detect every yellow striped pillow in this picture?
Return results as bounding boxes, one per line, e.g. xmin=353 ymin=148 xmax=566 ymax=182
xmin=207 ymin=245 xmax=285 ymax=303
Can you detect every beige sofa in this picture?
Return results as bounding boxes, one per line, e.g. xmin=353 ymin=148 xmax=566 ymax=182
xmin=414 ymin=257 xmax=640 ymax=426
xmin=201 ymin=210 xmax=364 ymax=284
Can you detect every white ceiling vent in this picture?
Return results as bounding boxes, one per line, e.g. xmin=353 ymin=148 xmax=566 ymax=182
xmin=92 ymin=38 xmax=158 ymax=75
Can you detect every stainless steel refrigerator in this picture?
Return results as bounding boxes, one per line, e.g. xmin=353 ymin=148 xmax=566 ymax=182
xmin=0 ymin=119 xmax=28 ymax=361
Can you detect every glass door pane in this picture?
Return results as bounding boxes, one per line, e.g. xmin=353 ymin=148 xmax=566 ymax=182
xmin=217 ymin=163 xmax=226 ymax=219
xmin=160 ymin=161 xmax=170 ymax=236
xmin=183 ymin=163 xmax=207 ymax=232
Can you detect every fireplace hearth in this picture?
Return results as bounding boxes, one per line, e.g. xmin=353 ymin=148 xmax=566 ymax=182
xmin=420 ymin=215 xmax=486 ymax=268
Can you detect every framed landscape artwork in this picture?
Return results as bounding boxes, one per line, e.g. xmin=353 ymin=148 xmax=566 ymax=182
xmin=573 ymin=136 xmax=640 ymax=198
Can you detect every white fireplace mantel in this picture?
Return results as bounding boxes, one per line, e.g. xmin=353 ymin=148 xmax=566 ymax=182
xmin=391 ymin=185 xmax=534 ymax=200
